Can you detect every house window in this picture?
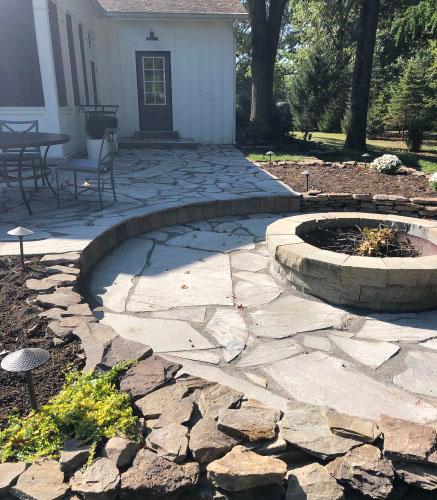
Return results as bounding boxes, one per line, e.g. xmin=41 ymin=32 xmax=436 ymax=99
xmin=78 ymin=24 xmax=89 ymax=105
xmin=48 ymin=0 xmax=68 ymax=107
xmin=142 ymin=57 xmax=166 ymax=105
xmin=0 ymin=0 xmax=44 ymax=106
xmin=66 ymin=14 xmax=80 ymax=106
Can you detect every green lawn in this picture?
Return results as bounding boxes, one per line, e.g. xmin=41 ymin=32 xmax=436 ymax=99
xmin=293 ymin=131 xmax=437 ymax=173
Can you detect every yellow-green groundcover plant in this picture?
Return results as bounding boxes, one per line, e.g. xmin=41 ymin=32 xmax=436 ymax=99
xmin=0 ymin=363 xmax=138 ymax=463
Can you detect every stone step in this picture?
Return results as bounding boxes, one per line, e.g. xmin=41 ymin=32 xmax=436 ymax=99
xmin=134 ymin=130 xmax=180 ymax=140
xmin=119 ymin=137 xmax=197 ymax=150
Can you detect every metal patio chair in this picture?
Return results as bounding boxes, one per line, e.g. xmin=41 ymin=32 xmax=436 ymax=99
xmin=55 ymin=128 xmax=117 ymax=209
xmin=0 ymin=120 xmax=43 ymax=191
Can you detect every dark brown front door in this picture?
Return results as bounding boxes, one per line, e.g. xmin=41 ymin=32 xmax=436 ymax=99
xmin=136 ymin=51 xmax=172 ymax=131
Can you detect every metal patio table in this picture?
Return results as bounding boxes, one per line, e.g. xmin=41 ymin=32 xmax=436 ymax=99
xmin=0 ymin=132 xmax=70 ymax=215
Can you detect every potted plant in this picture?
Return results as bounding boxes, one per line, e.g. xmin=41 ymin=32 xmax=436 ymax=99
xmin=85 ymin=113 xmax=109 ymax=160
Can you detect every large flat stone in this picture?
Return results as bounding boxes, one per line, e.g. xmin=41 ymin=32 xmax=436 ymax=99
xmin=264 ymin=352 xmax=437 ymax=423
xmin=120 ymin=449 xmax=199 ymax=499
xmin=206 ymin=308 xmax=248 ymax=362
xmin=97 ymin=335 xmax=153 ymax=370
xmin=119 ymin=355 xmax=181 ymax=398
xmin=217 ymin=406 xmax=280 ymax=442
xmin=234 ymin=271 xmax=283 ymax=308
xmin=327 ymin=444 xmax=394 ymax=499
xmin=0 ymin=462 xmax=27 ymax=496
xmin=12 ymin=459 xmax=67 ymax=500
xmin=279 ymin=401 xmax=360 ymax=460
xmin=238 ymin=339 xmax=303 ymax=367
xmin=90 ymin=237 xmax=153 ymax=313
xmin=230 ymin=252 xmax=269 ymax=272
xmin=249 ymin=295 xmax=350 ymax=339
xmin=127 ymin=245 xmax=233 ymax=311
xmin=135 ymin=383 xmax=188 ymax=419
xmin=286 ymin=462 xmax=344 ymax=500
xmin=357 ymin=316 xmax=437 ymax=342
xmin=70 ymin=457 xmax=120 ymax=499
xmin=393 ymin=351 xmax=437 ymax=398
xmin=100 ymin=313 xmax=214 ymax=353
xmin=190 ymin=417 xmax=240 ymax=464
xmin=166 ymin=230 xmax=255 ymax=252
xmin=395 ymin=463 xmax=437 ymax=491
xmin=197 ymin=383 xmax=244 ymax=420
xmin=36 ymin=289 xmax=81 ymax=309
xmin=207 ymin=445 xmax=287 ymax=492
xmin=146 ymin=423 xmax=189 ymax=463
xmin=324 ymin=408 xmax=380 ymax=443
xmin=329 ymin=335 xmax=399 ymax=369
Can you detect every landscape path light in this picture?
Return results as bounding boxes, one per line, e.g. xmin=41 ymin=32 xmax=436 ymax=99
xmin=7 ymin=227 xmax=34 ymax=268
xmin=302 ymin=170 xmax=310 ymax=192
xmin=362 ymin=153 xmax=371 ymax=167
xmin=266 ymin=151 xmax=276 ymax=166
xmin=1 ymin=348 xmax=50 ymax=410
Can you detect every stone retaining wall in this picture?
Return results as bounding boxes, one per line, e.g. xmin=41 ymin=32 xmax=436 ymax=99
xmin=301 ymin=192 xmax=437 ymax=219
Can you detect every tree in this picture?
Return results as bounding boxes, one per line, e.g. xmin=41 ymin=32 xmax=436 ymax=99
xmin=387 ymin=52 xmax=435 ymax=149
xmin=287 ymin=45 xmax=333 ymax=138
xmin=247 ymin=0 xmax=289 ymax=127
xmin=344 ymin=0 xmax=380 ymax=151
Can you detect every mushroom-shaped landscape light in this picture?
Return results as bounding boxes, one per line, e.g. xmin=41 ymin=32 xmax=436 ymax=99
xmin=1 ymin=348 xmax=50 ymax=410
xmin=266 ymin=151 xmax=276 ymax=166
xmin=7 ymin=227 xmax=34 ymax=268
xmin=362 ymin=153 xmax=371 ymax=167
xmin=302 ymin=170 xmax=310 ymax=192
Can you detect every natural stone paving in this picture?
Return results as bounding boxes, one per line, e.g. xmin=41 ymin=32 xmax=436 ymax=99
xmin=0 ymin=146 xmax=295 ymax=256
xmin=90 ymin=214 xmax=437 ymax=424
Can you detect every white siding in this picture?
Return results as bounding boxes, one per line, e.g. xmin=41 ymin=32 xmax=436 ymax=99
xmin=95 ymin=18 xmax=236 ymax=144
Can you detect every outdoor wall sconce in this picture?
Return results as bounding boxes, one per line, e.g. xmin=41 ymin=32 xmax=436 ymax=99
xmin=7 ymin=227 xmax=34 ymax=268
xmin=362 ymin=153 xmax=371 ymax=167
xmin=1 ymin=348 xmax=50 ymax=410
xmin=146 ymin=30 xmax=159 ymax=41
xmin=302 ymin=170 xmax=310 ymax=192
xmin=266 ymin=151 xmax=275 ymax=166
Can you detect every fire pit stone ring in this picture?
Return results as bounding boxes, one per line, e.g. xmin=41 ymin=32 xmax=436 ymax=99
xmin=266 ymin=212 xmax=437 ymax=312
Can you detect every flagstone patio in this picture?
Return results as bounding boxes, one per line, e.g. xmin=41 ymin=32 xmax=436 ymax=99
xmin=89 ymin=213 xmax=437 ymax=425
xmin=0 ymin=146 xmax=296 ymax=255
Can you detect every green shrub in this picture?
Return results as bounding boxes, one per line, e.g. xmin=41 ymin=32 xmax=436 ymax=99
xmin=0 ymin=363 xmax=138 ymax=463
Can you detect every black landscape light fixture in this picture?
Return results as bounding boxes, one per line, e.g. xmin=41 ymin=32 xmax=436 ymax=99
xmin=362 ymin=153 xmax=371 ymax=167
xmin=1 ymin=348 xmax=50 ymax=411
xmin=7 ymin=227 xmax=34 ymax=268
xmin=302 ymin=170 xmax=310 ymax=192
xmin=266 ymin=151 xmax=276 ymax=166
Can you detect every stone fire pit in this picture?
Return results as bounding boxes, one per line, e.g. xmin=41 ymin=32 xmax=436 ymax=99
xmin=267 ymin=212 xmax=437 ymax=312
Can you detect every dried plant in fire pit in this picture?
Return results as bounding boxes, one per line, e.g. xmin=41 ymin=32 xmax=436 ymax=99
xmin=304 ymin=225 xmax=420 ymax=258
xmin=357 ymin=227 xmax=398 ymax=257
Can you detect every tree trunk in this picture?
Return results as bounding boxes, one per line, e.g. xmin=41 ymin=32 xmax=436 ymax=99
xmin=344 ymin=0 xmax=380 ymax=151
xmin=247 ymin=0 xmax=288 ymax=127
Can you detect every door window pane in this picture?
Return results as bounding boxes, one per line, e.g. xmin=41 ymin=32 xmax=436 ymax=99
xmin=143 ymin=57 xmax=166 ymax=105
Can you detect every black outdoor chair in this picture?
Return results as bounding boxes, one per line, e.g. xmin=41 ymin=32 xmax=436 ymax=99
xmin=0 ymin=120 xmax=43 ymax=191
xmin=55 ymin=128 xmax=117 ymax=209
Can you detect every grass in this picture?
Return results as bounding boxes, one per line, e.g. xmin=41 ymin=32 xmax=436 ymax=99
xmin=248 ymin=153 xmax=311 ymax=163
xmin=292 ymin=131 xmax=437 ymax=173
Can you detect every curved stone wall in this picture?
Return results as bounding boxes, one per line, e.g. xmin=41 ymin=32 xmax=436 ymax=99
xmin=267 ymin=213 xmax=437 ymax=312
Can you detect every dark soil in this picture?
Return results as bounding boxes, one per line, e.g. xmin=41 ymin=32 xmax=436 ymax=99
xmin=0 ymin=257 xmax=81 ymax=428
xmin=303 ymin=226 xmax=420 ymax=258
xmin=262 ymin=162 xmax=437 ymax=198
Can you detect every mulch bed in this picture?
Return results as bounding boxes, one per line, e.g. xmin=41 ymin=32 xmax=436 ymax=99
xmin=262 ymin=162 xmax=437 ymax=199
xmin=0 ymin=257 xmax=81 ymax=429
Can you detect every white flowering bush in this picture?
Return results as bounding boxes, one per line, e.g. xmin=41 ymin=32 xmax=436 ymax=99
xmin=371 ymin=154 xmax=402 ymax=174
xmin=429 ymin=172 xmax=437 ymax=191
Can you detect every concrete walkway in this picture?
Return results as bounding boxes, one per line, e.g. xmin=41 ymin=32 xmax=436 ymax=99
xmin=90 ymin=213 xmax=437 ymax=424
xmin=0 ymin=146 xmax=297 ymax=255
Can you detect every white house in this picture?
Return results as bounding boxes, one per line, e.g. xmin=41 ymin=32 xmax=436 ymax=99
xmin=0 ymin=0 xmax=247 ymax=157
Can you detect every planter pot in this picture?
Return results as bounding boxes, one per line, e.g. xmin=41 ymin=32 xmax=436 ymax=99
xmin=87 ymin=138 xmax=108 ymax=161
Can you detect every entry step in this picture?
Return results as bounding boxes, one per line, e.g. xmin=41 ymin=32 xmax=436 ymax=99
xmin=134 ymin=130 xmax=180 ymax=140
xmin=119 ymin=136 xmax=197 ymax=150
